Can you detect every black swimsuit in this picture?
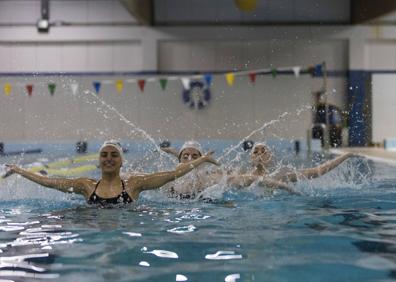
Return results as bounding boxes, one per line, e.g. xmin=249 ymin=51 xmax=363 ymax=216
xmin=88 ymin=180 xmax=133 ymax=205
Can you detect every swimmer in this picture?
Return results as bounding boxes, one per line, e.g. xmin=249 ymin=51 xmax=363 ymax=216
xmin=160 ymin=141 xmax=218 ymax=199
xmin=161 ymin=140 xmax=294 ymax=197
xmin=228 ymin=142 xmax=354 ymax=186
xmin=2 ymin=140 xmax=219 ymax=205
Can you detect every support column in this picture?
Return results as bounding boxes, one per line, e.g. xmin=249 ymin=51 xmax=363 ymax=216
xmin=348 ymin=71 xmax=371 ymax=146
xmin=348 ymin=38 xmax=369 ymax=146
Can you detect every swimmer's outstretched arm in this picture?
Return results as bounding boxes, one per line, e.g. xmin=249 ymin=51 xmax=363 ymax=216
xmin=257 ymin=177 xmax=301 ymax=195
xmin=227 ymin=174 xmax=299 ymax=195
xmin=282 ymin=153 xmax=354 ymax=182
xmin=127 ymin=151 xmax=219 ymax=194
xmin=3 ymin=165 xmax=89 ymax=196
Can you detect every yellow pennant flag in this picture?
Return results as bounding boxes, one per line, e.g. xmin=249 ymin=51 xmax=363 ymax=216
xmin=115 ymin=80 xmax=123 ymax=94
xmin=225 ymin=73 xmax=235 ymax=86
xmin=4 ymin=83 xmax=11 ymax=96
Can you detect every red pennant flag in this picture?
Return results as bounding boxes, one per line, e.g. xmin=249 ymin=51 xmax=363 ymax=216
xmin=26 ymin=84 xmax=33 ymax=97
xmin=138 ymin=79 xmax=146 ymax=92
xmin=248 ymin=73 xmax=256 ymax=84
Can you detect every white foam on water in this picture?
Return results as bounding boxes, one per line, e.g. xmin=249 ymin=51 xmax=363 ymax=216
xmin=167 ymin=225 xmax=196 ymax=234
xmin=355 ymin=256 xmax=396 ymax=270
xmin=123 ymin=232 xmax=142 ymax=237
xmin=145 ymin=249 xmax=179 ymax=259
xmin=139 ymin=261 xmax=150 ymax=267
xmin=225 ymin=273 xmax=240 ymax=282
xmin=176 ymin=274 xmax=188 ymax=281
xmin=205 ymin=251 xmax=242 ymax=260
xmin=0 ymin=226 xmax=24 ymax=232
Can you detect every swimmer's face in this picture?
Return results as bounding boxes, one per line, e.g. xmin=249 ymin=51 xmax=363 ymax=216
xmin=99 ymin=145 xmax=122 ymax=172
xmin=179 ymin=148 xmax=201 ymax=163
xmin=251 ymin=145 xmax=272 ymax=167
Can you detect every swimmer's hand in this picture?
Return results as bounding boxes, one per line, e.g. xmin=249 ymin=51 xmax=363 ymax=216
xmin=2 ymin=164 xmax=17 ymax=179
xmin=203 ymin=151 xmax=220 ymax=166
xmin=160 ymin=147 xmax=178 ymax=158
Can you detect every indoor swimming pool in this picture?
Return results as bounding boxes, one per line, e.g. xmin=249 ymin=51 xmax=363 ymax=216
xmin=0 ymin=142 xmax=394 ymax=282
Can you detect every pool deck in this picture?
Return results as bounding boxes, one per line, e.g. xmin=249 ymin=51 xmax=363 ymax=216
xmin=331 ymin=147 xmax=396 ymax=165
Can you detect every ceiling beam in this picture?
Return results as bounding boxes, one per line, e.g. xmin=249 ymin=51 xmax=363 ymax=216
xmin=119 ymin=0 xmax=153 ymax=25
xmin=352 ymin=0 xmax=396 ymax=23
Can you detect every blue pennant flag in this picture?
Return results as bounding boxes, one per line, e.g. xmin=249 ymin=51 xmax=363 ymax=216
xmin=93 ymin=81 xmax=101 ymax=94
xmin=313 ymin=64 xmax=323 ymax=77
xmin=204 ymin=73 xmax=212 ymax=86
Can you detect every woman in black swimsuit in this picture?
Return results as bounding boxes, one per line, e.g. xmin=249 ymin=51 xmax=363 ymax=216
xmin=3 ymin=140 xmax=218 ymax=205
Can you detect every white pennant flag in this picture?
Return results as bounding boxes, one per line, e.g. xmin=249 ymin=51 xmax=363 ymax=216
xmin=70 ymin=83 xmax=79 ymax=95
xmin=292 ymin=66 xmax=301 ymax=77
xmin=181 ymin=77 xmax=191 ymax=90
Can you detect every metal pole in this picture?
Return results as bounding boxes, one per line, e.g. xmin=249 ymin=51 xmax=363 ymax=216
xmin=306 ymin=129 xmax=311 ymax=158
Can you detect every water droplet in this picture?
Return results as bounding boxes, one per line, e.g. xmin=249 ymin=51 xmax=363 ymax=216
xmin=167 ymin=225 xmax=196 ymax=234
xmin=225 ymin=273 xmax=240 ymax=282
xmin=205 ymin=251 xmax=242 ymax=260
xmin=123 ymin=232 xmax=142 ymax=237
xmin=146 ymin=249 xmax=178 ymax=259
xmin=139 ymin=261 xmax=150 ymax=267
xmin=176 ymin=274 xmax=188 ymax=281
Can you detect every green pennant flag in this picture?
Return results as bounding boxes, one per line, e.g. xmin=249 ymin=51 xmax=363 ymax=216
xmin=48 ymin=83 xmax=56 ymax=96
xmin=271 ymin=69 xmax=277 ymax=78
xmin=159 ymin=79 xmax=168 ymax=90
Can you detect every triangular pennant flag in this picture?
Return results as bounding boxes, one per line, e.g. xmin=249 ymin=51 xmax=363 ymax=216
xmin=93 ymin=81 xmax=101 ymax=94
xmin=181 ymin=78 xmax=190 ymax=90
xmin=138 ymin=79 xmax=146 ymax=92
xmin=70 ymin=83 xmax=79 ymax=95
xmin=204 ymin=73 xmax=213 ymax=86
xmin=313 ymin=64 xmax=323 ymax=77
xmin=48 ymin=83 xmax=56 ymax=96
xmin=225 ymin=73 xmax=235 ymax=86
xmin=159 ymin=79 xmax=168 ymax=90
xmin=4 ymin=83 xmax=11 ymax=96
xmin=26 ymin=84 xmax=33 ymax=97
xmin=292 ymin=66 xmax=301 ymax=77
xmin=248 ymin=73 xmax=256 ymax=84
xmin=115 ymin=80 xmax=123 ymax=94
xmin=271 ymin=69 xmax=277 ymax=78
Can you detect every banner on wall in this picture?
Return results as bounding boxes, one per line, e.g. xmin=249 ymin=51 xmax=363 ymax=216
xmin=0 ymin=63 xmax=324 ymax=100
xmin=182 ymin=80 xmax=211 ymax=110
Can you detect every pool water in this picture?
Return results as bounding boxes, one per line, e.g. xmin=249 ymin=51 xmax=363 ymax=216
xmin=1 ymin=143 xmax=396 ymax=282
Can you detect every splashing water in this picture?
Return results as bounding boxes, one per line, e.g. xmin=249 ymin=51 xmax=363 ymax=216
xmin=219 ymin=104 xmax=311 ymax=169
xmin=67 ymin=83 xmax=176 ymax=171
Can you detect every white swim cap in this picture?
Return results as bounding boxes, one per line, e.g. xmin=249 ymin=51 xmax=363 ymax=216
xmin=252 ymin=142 xmax=269 ymax=151
xmin=178 ymin=141 xmax=203 ymax=160
xmin=99 ymin=140 xmax=123 ymax=162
